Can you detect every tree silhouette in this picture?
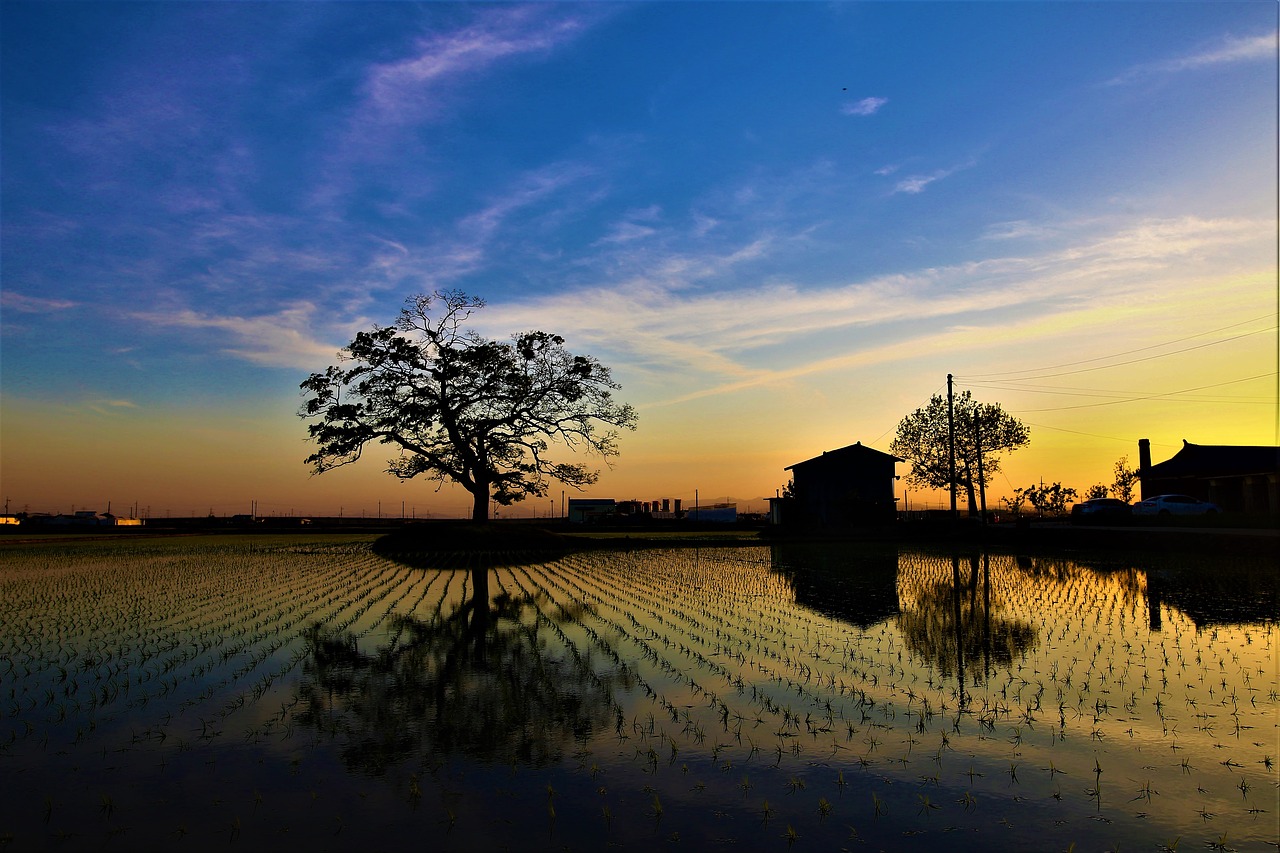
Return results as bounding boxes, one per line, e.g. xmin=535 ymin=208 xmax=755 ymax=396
xmin=891 ymin=391 xmax=1029 ymax=516
xmin=300 ymin=290 xmax=637 ymax=521
xmin=295 ymin=572 xmax=621 ymax=775
xmin=1110 ymin=456 xmax=1139 ymax=503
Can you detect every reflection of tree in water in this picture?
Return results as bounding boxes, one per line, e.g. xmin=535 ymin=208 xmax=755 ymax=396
xmin=896 ymin=553 xmax=1038 ymax=696
xmin=296 ymin=572 xmax=621 ymax=775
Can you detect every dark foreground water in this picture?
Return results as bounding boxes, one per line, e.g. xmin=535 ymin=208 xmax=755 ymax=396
xmin=0 ymin=535 xmax=1275 ymax=851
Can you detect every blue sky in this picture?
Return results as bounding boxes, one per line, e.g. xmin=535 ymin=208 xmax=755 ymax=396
xmin=2 ymin=2 xmax=1276 ymax=517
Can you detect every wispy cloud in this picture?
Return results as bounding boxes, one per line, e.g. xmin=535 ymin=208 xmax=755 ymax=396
xmin=1 ymin=292 xmax=77 ymax=313
xmin=458 ymin=161 xmax=598 ymax=244
xmin=596 ymin=222 xmax=658 ymax=245
xmin=980 ymin=220 xmax=1059 ymax=241
xmin=594 ymin=205 xmax=664 ymax=245
xmin=891 ymin=160 xmax=975 ymax=195
xmin=841 ymin=96 xmax=888 ymax=116
xmin=362 ymin=6 xmax=599 ymax=126
xmin=1107 ymin=31 xmax=1276 ymax=85
xmin=481 ymin=214 xmax=1270 ymax=406
xmin=308 ymin=6 xmax=610 ymax=212
xmin=85 ymin=399 xmax=139 ymax=416
xmin=131 ymin=303 xmax=351 ymax=370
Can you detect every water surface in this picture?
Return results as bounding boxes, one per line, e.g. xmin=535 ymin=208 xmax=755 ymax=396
xmin=0 ymin=535 xmax=1274 ymax=851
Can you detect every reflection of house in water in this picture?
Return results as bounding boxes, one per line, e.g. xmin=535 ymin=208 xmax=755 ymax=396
xmin=769 ymin=543 xmax=899 ymax=628
xmin=1138 ymin=438 xmax=1280 ymax=515
xmin=1145 ymin=565 xmax=1277 ymax=630
xmin=1021 ymin=553 xmax=1274 ymax=633
xmin=783 ymin=441 xmax=901 ymax=526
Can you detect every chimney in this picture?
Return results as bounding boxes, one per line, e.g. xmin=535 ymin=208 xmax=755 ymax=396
xmin=1138 ymin=438 xmax=1152 ymax=500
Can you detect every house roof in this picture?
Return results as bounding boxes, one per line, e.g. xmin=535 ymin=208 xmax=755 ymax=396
xmin=1144 ymin=441 xmax=1280 ymax=479
xmin=786 ymin=441 xmax=903 ymax=472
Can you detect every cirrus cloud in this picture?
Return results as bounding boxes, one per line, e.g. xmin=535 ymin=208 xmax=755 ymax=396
xmin=841 ymin=96 xmax=889 ymax=116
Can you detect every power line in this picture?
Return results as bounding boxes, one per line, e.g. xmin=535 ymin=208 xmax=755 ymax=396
xmin=1001 ymin=372 xmax=1278 ymax=413
xmin=962 ymin=372 xmax=1276 ymax=403
xmin=955 ymin=315 xmax=1275 ymax=381
xmin=1020 ymin=421 xmax=1179 ymax=447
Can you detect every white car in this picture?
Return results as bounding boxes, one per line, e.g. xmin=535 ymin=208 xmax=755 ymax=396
xmin=1132 ymin=494 xmax=1220 ymax=517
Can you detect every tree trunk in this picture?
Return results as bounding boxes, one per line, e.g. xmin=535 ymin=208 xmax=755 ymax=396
xmin=960 ymin=462 xmax=979 ymax=517
xmin=471 ymin=486 xmax=489 ymax=522
xmin=973 ymin=415 xmax=987 ymax=520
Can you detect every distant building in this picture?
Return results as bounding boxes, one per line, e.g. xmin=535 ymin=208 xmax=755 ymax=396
xmin=567 ymin=499 xmax=617 ymax=524
xmin=24 ymin=510 xmax=143 ymax=527
xmin=784 ymin=441 xmax=901 ymax=526
xmin=1138 ymin=439 xmax=1280 ymax=515
xmin=685 ymin=502 xmax=737 ymax=524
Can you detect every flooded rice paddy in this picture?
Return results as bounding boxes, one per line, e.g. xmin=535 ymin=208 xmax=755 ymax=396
xmin=0 ymin=534 xmax=1275 ymax=851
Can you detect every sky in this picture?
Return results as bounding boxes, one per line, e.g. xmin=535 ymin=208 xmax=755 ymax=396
xmin=2 ymin=1 xmax=1277 ymax=519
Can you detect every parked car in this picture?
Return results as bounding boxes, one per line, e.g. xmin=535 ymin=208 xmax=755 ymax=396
xmin=1132 ymin=494 xmax=1220 ymax=517
xmin=1070 ymin=498 xmax=1132 ymax=524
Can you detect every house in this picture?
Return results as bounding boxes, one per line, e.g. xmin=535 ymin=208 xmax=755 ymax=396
xmin=784 ymin=441 xmax=902 ymax=525
xmin=1138 ymin=439 xmax=1280 ymax=515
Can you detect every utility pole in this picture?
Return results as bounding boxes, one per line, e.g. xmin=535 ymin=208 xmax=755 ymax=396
xmin=947 ymin=373 xmax=957 ymax=517
xmin=974 ymin=406 xmax=986 ymax=522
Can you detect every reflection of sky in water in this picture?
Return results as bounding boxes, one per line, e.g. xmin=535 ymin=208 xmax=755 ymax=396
xmin=0 ymin=537 xmax=1274 ymax=851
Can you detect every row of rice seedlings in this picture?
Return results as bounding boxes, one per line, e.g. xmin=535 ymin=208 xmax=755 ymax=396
xmin=2 ymin=534 xmax=476 ymax=848
xmin=0 ymin=537 xmax=322 ymax=835
xmin=548 ymin=551 xmax=955 ymax=845
xmin=1 ymin=537 xmax=402 ymax=740
xmin=5 ymin=538 xmax=1271 ymax=850
xmin=888 ymin=553 xmax=1276 ymax=842
xmin=379 ymin=545 xmax=1250 ymax=849
xmin=493 ymin=547 xmax=1277 ymax=850
xmin=277 ymin=540 xmax=1269 ymax=845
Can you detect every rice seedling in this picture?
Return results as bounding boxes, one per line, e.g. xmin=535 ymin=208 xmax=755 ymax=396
xmin=0 ymin=536 xmax=1274 ymax=851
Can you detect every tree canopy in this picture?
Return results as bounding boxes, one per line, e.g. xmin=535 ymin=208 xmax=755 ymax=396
xmin=300 ymin=290 xmax=637 ymax=521
xmin=890 ymin=391 xmax=1030 ymax=515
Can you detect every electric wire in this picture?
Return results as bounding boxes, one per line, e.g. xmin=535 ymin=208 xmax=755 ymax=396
xmin=995 ymin=372 xmax=1278 ymax=413
xmin=961 ymin=372 xmax=1276 ymax=404
xmin=955 ymin=314 xmax=1275 ymax=381
xmin=958 ymin=326 xmax=1274 ymax=382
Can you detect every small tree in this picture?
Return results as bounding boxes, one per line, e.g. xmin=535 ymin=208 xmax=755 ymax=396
xmin=1111 ymin=456 xmax=1139 ymax=504
xmin=1023 ymin=482 xmax=1078 ymax=518
xmin=891 ymin=391 xmax=1030 ymax=516
xmin=1083 ymin=484 xmax=1109 ymax=500
xmin=1001 ymin=488 xmax=1028 ymax=517
xmin=301 ymin=290 xmax=637 ymax=522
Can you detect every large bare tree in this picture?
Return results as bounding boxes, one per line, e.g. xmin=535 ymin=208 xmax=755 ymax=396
xmin=300 ymin=290 xmax=637 ymax=521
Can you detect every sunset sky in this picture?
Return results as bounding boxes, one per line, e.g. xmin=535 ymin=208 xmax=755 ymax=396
xmin=2 ymin=2 xmax=1277 ymax=519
